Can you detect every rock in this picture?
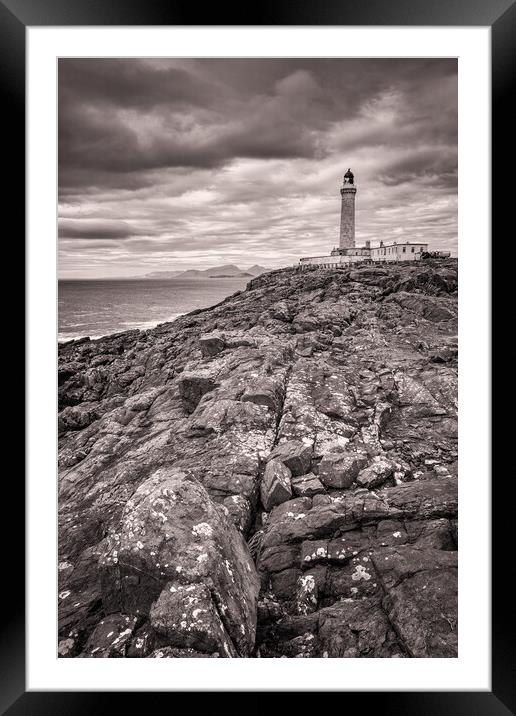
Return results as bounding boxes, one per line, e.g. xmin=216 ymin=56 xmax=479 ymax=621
xmin=386 ymin=292 xmax=456 ymax=322
xmin=372 ymin=546 xmax=457 ymax=657
xmin=291 ymin=473 xmax=326 ymax=498
xmin=260 ymin=477 xmax=457 ymax=552
xmin=225 ymin=333 xmax=258 ymax=349
xmin=177 ymin=372 xmax=219 ymax=412
xmin=58 ymin=363 xmax=80 ymax=386
xmin=270 ymin=567 xmax=301 ymax=600
xmin=394 ymin=371 xmax=447 ymax=417
xmin=433 ymin=464 xmax=449 ymax=476
xmin=430 ymin=346 xmax=457 ymax=363
xmin=301 ymin=532 xmax=371 ymax=566
xmin=150 ymin=582 xmax=238 ymax=657
xmin=223 ymin=494 xmax=252 ymax=533
xmin=200 ymin=332 xmax=226 ymax=357
xmin=123 ymin=388 xmax=163 ymax=412
xmin=268 ymin=496 xmax=312 ymax=522
xmin=356 ymin=455 xmax=398 ymax=488
xmin=260 ymin=459 xmax=292 ymax=511
xmin=405 ymin=519 xmax=456 ymax=550
xmin=381 ymin=476 xmax=458 ymax=519
xmin=317 ymin=598 xmax=403 ymax=658
xmin=269 ymin=440 xmax=313 ymax=476
xmin=58 ymin=553 xmax=103 ymax=641
xmin=319 ymin=452 xmax=368 ymax=489
xmin=58 ymin=404 xmax=98 ymax=435
xmin=257 ymin=596 xmax=284 ymax=625
xmin=116 ymin=366 xmax=145 ymax=387
xmin=324 ymin=560 xmax=379 ymax=601
xmin=99 ymin=469 xmax=259 ymax=657
xmin=393 ymin=269 xmax=457 ymax=296
xmin=269 ymin=300 xmax=293 ymax=322
xmin=296 ymin=574 xmax=318 ymax=614
xmin=58 ymin=635 xmax=81 ymax=658
xmin=312 ymin=493 xmax=332 ymax=507
xmin=126 ymin=622 xmax=163 ymax=657
xmin=81 ymin=614 xmax=137 ymax=657
xmin=297 ymin=347 xmax=312 ymax=358
xmin=349 ymin=268 xmax=388 ymax=281
xmin=293 ymin=301 xmax=353 ymax=333
xmin=281 ymin=633 xmax=318 ymax=657
xmin=375 ymin=519 xmax=408 ymax=547
xmin=260 ymin=596 xmax=403 ymax=658
xmin=241 ymin=376 xmax=283 ymax=411
xmin=258 ymin=543 xmax=300 ymax=575
xmin=260 ymin=491 xmax=385 ymax=551
xmin=191 ymin=398 xmax=270 ymax=435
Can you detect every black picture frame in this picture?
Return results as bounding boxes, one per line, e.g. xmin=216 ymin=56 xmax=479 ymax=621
xmin=4 ymin=0 xmax=513 ymax=710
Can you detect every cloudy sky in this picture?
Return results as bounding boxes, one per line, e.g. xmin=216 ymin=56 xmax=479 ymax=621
xmin=58 ymin=58 xmax=457 ymax=278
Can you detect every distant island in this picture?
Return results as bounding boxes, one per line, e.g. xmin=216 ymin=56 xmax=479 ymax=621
xmin=141 ymin=264 xmax=267 ymax=280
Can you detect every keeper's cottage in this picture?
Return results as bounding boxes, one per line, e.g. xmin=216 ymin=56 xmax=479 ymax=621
xmin=299 ymin=169 xmax=433 ymax=268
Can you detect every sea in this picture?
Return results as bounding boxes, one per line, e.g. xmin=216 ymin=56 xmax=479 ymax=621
xmin=58 ymin=277 xmax=250 ymax=343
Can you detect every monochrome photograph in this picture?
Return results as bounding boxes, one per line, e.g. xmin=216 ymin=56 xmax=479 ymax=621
xmin=57 ymin=58 xmax=458 ymax=659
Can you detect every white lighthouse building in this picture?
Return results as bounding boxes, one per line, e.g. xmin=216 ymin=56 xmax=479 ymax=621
xmin=299 ymin=169 xmax=433 ymax=268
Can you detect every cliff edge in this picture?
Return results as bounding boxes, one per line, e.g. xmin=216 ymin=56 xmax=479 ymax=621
xmin=58 ymin=259 xmax=458 ymax=658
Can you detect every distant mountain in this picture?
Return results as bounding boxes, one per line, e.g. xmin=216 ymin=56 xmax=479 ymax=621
xmin=142 ymin=264 xmax=267 ymax=280
xmin=143 ymin=270 xmax=183 ymax=279
xmin=246 ymin=265 xmax=267 ymax=276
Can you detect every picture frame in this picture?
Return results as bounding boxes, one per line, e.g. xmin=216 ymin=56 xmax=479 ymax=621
xmin=5 ymin=0 xmax=512 ymax=708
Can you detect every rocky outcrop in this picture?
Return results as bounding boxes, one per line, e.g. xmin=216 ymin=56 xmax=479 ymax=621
xmin=99 ymin=469 xmax=259 ymax=657
xmin=58 ymin=259 xmax=458 ymax=657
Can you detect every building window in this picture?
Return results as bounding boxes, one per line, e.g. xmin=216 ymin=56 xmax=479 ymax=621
xmin=402 ymin=247 xmax=406 ymax=253
xmin=411 ymin=247 xmax=415 ymax=253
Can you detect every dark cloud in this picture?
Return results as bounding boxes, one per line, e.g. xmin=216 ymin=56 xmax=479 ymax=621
xmin=377 ymin=150 xmax=458 ymax=187
xmin=59 ymin=59 xmax=220 ymax=111
xmin=59 ymin=218 xmax=137 ymax=240
xmin=58 ymin=58 xmax=458 ymax=277
xmin=59 ymin=59 xmax=457 ymax=182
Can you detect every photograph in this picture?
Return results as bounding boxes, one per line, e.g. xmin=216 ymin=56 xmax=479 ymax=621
xmin=57 ymin=57 xmax=459 ymax=660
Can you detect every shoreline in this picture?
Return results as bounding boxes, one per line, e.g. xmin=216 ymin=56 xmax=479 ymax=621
xmin=58 ymin=312 xmax=186 ymax=345
xmin=58 ymin=275 xmax=255 ymax=347
xmin=58 ymin=276 xmax=257 ymax=347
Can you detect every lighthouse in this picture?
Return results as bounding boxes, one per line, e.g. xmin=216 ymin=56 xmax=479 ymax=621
xmin=298 ymin=168 xmax=430 ymax=268
xmin=339 ymin=168 xmax=357 ymax=250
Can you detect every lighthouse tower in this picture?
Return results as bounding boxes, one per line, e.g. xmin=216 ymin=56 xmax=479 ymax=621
xmin=339 ymin=168 xmax=357 ymax=250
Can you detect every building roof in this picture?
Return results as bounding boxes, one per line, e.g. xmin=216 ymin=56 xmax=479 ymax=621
xmin=372 ymin=241 xmax=428 ymax=248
